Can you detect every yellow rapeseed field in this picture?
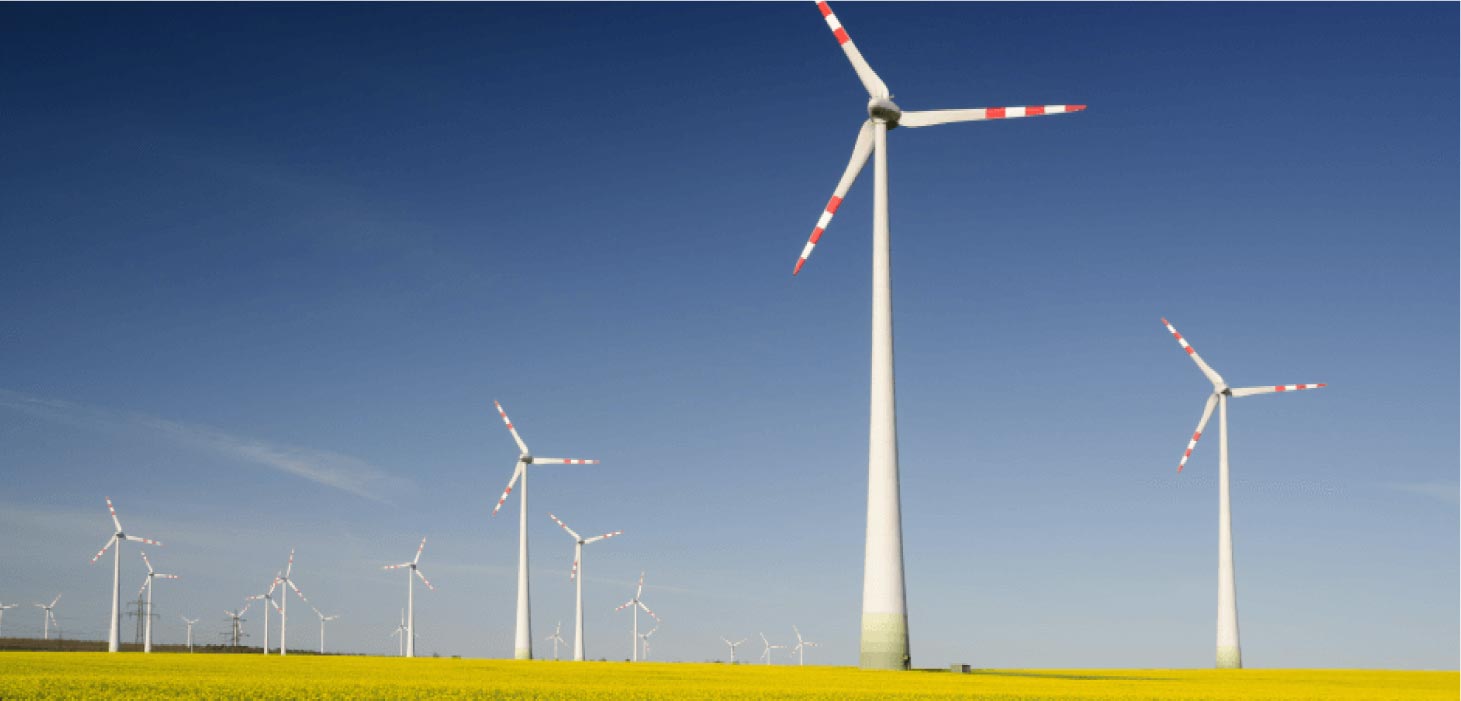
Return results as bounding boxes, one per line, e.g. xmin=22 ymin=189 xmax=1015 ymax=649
xmin=0 ymin=652 xmax=1454 ymax=700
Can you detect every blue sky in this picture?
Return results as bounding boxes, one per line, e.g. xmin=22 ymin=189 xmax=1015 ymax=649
xmin=0 ymin=2 xmax=1455 ymax=668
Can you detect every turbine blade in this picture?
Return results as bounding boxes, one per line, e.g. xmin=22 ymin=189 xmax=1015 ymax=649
xmin=1229 ymin=383 xmax=1327 ymax=398
xmin=105 ymin=497 xmax=123 ymax=533
xmin=583 ymin=530 xmax=622 ymax=545
xmin=815 ymin=2 xmax=888 ymax=98
xmin=794 ymin=119 xmax=873 ymax=276
xmin=285 ymin=548 xmax=295 ymax=578
xmin=288 ymin=579 xmax=308 ymax=602
xmin=492 ymin=461 xmax=526 ymax=517
xmin=50 ymin=594 xmax=62 ymax=607
xmin=614 ymin=599 xmax=636 ymax=612
xmin=493 ymin=401 xmax=531 ymax=455
xmin=414 ymin=568 xmax=435 ymax=591
xmin=570 ymin=557 xmax=579 ymax=581
xmin=636 ymin=571 xmax=645 ymax=598
xmin=413 ymin=537 xmax=427 ymax=565
xmin=123 ymin=535 xmax=161 ymax=546
xmin=898 ymin=104 xmax=1086 ymax=128
xmin=138 ymin=578 xmax=150 ymax=598
xmin=1178 ymin=393 xmax=1220 ymax=473
xmin=1161 ymin=317 xmax=1227 ymax=389
xmin=156 ymin=574 xmax=179 ymax=580
xmin=90 ymin=535 xmax=117 ymax=563
xmin=548 ymin=513 xmax=582 ymax=541
xmin=530 ymin=457 xmax=600 ymax=465
xmin=638 ymin=601 xmax=660 ymax=622
xmin=382 ymin=562 xmax=414 ymax=570
xmin=140 ymin=551 xmax=154 ymax=574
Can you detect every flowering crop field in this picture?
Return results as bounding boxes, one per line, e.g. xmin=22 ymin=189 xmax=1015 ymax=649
xmin=0 ymin=652 xmax=1455 ymax=700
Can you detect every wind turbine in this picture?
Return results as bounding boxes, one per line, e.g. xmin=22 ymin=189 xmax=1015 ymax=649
xmin=720 ymin=636 xmax=747 ymax=664
xmin=137 ymin=551 xmax=178 ymax=653
xmin=614 ymin=572 xmax=659 ymax=662
xmin=34 ymin=594 xmax=61 ymax=640
xmin=545 ymin=621 xmax=566 ymax=661
xmin=639 ymin=625 xmax=659 ymax=661
xmin=390 ymin=609 xmax=407 ymax=656
xmin=790 ymin=625 xmax=819 ymax=666
xmin=180 ymin=616 xmax=199 ymax=652
xmin=1161 ymin=317 xmax=1326 ymax=669
xmin=548 ymin=512 xmax=622 ymax=661
xmin=90 ymin=497 xmax=161 ymax=652
xmin=274 ymin=549 xmax=310 ymax=656
xmin=758 ymin=632 xmax=785 ymax=665
xmin=245 ymin=574 xmax=283 ymax=654
xmin=310 ymin=606 xmax=338 ymax=655
xmin=0 ymin=602 xmax=18 ymax=637
xmin=382 ymin=537 xmax=434 ymax=658
xmin=224 ymin=603 xmax=249 ymax=648
xmin=788 ymin=2 xmax=1085 ymax=670
xmin=488 ymin=400 xmax=600 ymax=660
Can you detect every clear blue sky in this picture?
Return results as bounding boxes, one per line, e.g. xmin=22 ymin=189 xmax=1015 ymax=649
xmin=1 ymin=2 xmax=1455 ymax=668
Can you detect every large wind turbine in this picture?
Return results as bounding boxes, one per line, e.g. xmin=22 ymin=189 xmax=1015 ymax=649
xmin=0 ymin=602 xmax=18 ymax=637
xmin=90 ymin=497 xmax=161 ymax=653
xmin=758 ymin=632 xmax=785 ymax=665
xmin=488 ymin=400 xmax=599 ymax=660
xmin=180 ymin=616 xmax=199 ymax=652
xmin=34 ymin=594 xmax=61 ymax=640
xmin=1161 ymin=317 xmax=1326 ymax=669
xmin=274 ymin=549 xmax=310 ymax=656
xmin=549 ymin=512 xmax=622 ymax=661
xmin=245 ymin=574 xmax=283 ymax=654
xmin=788 ymin=2 xmax=1085 ymax=670
xmin=790 ymin=625 xmax=819 ymax=666
xmin=382 ymin=537 xmax=434 ymax=658
xmin=310 ymin=606 xmax=338 ymax=655
xmin=137 ymin=552 xmax=178 ymax=653
xmin=720 ymin=636 xmax=747 ymax=664
xmin=614 ymin=572 xmax=659 ymax=662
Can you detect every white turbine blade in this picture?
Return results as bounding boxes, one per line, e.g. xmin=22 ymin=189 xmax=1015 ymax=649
xmin=269 ymin=598 xmax=282 ymax=614
xmin=123 ymin=535 xmax=161 ymax=546
xmin=735 ymin=639 xmax=747 ymax=646
xmin=493 ymin=401 xmax=531 ymax=455
xmin=1230 ymin=383 xmax=1327 ymax=398
xmin=569 ymin=557 xmax=579 ymax=581
xmin=155 ymin=573 xmax=179 ymax=580
xmin=1178 ymin=393 xmax=1220 ymax=473
xmin=491 ymin=461 xmax=525 ymax=517
xmin=583 ymin=530 xmax=622 ymax=545
xmin=413 ymin=537 xmax=427 ymax=565
xmin=793 ymin=625 xmax=802 ymax=643
xmin=137 ymin=578 xmax=150 ymax=598
xmin=284 ymin=548 xmax=295 ymax=579
xmin=548 ymin=513 xmax=582 ymax=541
xmin=49 ymin=594 xmax=61 ymax=608
xmin=614 ymin=599 xmax=637 ymax=612
xmin=140 ymin=551 xmax=154 ymax=574
xmin=638 ymin=601 xmax=660 ymax=622
xmin=898 ymin=104 xmax=1086 ymax=128
xmin=636 ymin=571 xmax=645 ymax=599
xmin=793 ymin=119 xmax=874 ymax=276
xmin=414 ymin=568 xmax=435 ymax=591
xmin=267 ymin=575 xmax=282 ymax=596
xmin=531 ymin=457 xmax=600 ymax=465
xmin=382 ymin=562 xmax=414 ymax=570
xmin=1161 ymin=317 xmax=1227 ymax=389
xmin=90 ymin=535 xmax=117 ymax=563
xmin=815 ymin=2 xmax=888 ymax=98
xmin=105 ymin=497 xmax=124 ymax=532
xmin=287 ymin=579 xmax=309 ymax=602
xmin=239 ymin=601 xmax=252 ymax=617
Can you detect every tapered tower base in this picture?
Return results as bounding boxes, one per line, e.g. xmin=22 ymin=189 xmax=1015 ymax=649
xmin=859 ymin=612 xmax=909 ymax=670
xmin=1216 ymin=646 xmax=1242 ymax=669
xmin=515 ymin=648 xmax=531 ymax=660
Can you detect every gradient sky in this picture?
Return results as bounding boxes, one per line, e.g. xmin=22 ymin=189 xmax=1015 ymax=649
xmin=0 ymin=2 xmax=1455 ymax=669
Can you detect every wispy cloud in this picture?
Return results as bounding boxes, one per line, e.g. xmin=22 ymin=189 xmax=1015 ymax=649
xmin=0 ymin=388 xmax=402 ymax=502
xmin=1382 ymin=481 xmax=1459 ymax=505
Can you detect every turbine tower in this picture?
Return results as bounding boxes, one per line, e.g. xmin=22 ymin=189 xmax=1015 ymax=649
xmin=790 ymin=625 xmax=819 ymax=666
xmin=34 ymin=595 xmax=61 ymax=640
xmin=758 ymin=632 xmax=785 ymax=665
xmin=90 ymin=497 xmax=161 ymax=653
xmin=311 ymin=606 xmax=338 ymax=655
xmin=224 ymin=603 xmax=250 ymax=648
xmin=545 ymin=621 xmax=566 ymax=661
xmin=382 ymin=537 xmax=434 ymax=658
xmin=489 ymin=400 xmax=599 ymax=660
xmin=614 ymin=572 xmax=659 ymax=662
xmin=1161 ymin=317 xmax=1326 ymax=669
xmin=0 ymin=602 xmax=18 ymax=637
xmin=789 ymin=2 xmax=1085 ymax=669
xmin=273 ymin=549 xmax=310 ymax=656
xmin=180 ymin=616 xmax=199 ymax=652
xmin=136 ymin=552 xmax=178 ymax=653
xmin=549 ymin=512 xmax=622 ymax=661
xmin=720 ymin=637 xmax=747 ymax=664
xmin=245 ymin=574 xmax=283 ymax=654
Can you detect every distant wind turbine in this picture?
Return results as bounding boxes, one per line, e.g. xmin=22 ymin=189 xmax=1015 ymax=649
xmin=224 ymin=603 xmax=250 ymax=648
xmin=614 ymin=572 xmax=659 ymax=662
xmin=137 ymin=551 xmax=178 ymax=653
xmin=390 ymin=609 xmax=407 ymax=656
xmin=489 ymin=400 xmax=600 ymax=660
xmin=545 ymin=621 xmax=566 ymax=661
xmin=639 ymin=624 xmax=659 ymax=661
xmin=549 ymin=512 xmax=622 ymax=661
xmin=720 ymin=637 xmax=747 ymax=664
xmin=90 ymin=497 xmax=161 ymax=653
xmin=245 ymin=573 xmax=283 ymax=654
xmin=790 ymin=625 xmax=819 ymax=666
xmin=759 ymin=632 xmax=785 ymax=665
xmin=311 ymin=606 xmax=339 ymax=655
xmin=273 ymin=549 xmax=311 ymax=656
xmin=0 ymin=602 xmax=18 ymax=637
xmin=1161 ymin=317 xmax=1326 ymax=669
xmin=382 ymin=537 xmax=434 ymax=658
xmin=34 ymin=594 xmax=61 ymax=641
xmin=180 ymin=616 xmax=199 ymax=652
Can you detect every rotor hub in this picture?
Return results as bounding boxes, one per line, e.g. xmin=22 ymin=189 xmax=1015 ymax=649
xmin=868 ymin=97 xmax=902 ymax=125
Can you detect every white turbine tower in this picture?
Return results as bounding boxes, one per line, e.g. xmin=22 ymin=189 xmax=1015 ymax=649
xmin=311 ymin=606 xmax=338 ymax=655
xmin=548 ymin=512 xmax=622 ymax=661
xmin=758 ymin=632 xmax=785 ymax=665
xmin=137 ymin=551 xmax=178 ymax=653
xmin=639 ymin=625 xmax=659 ymax=661
xmin=788 ymin=2 xmax=1086 ymax=670
xmin=89 ymin=497 xmax=161 ymax=653
xmin=614 ymin=572 xmax=659 ymax=662
xmin=488 ymin=400 xmax=599 ymax=660
xmin=545 ymin=621 xmax=566 ymax=661
xmin=34 ymin=595 xmax=61 ymax=641
xmin=382 ymin=537 xmax=434 ymax=658
xmin=224 ymin=602 xmax=250 ymax=648
xmin=390 ymin=609 xmax=407 ymax=656
xmin=180 ymin=616 xmax=199 ymax=652
xmin=1161 ymin=317 xmax=1326 ymax=669
xmin=0 ymin=602 xmax=19 ymax=637
xmin=273 ymin=549 xmax=310 ymax=656
xmin=720 ymin=637 xmax=747 ymax=664
xmin=245 ymin=574 xmax=283 ymax=654
xmin=790 ymin=625 xmax=819 ymax=666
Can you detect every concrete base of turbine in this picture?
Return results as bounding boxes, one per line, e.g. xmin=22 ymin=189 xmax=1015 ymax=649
xmin=859 ymin=612 xmax=909 ymax=670
xmin=515 ymin=647 xmax=532 ymax=661
xmin=1216 ymin=646 xmax=1242 ymax=669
